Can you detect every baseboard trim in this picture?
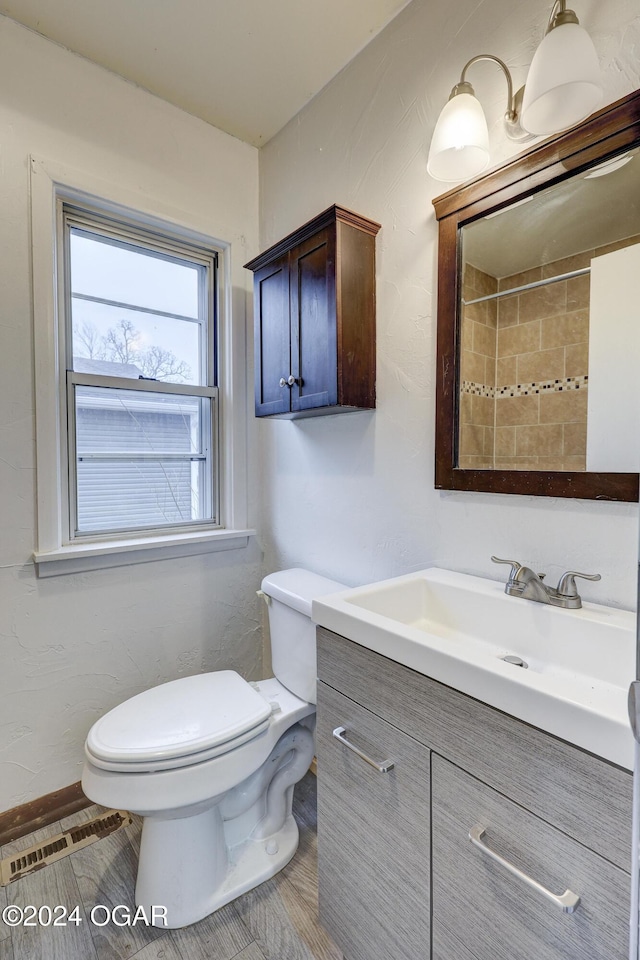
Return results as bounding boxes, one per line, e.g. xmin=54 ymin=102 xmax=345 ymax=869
xmin=0 ymin=782 xmax=91 ymax=848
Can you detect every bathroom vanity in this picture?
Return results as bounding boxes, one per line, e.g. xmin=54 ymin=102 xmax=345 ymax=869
xmin=313 ymin=570 xmax=634 ymax=960
xmin=316 ymin=628 xmax=631 ymax=960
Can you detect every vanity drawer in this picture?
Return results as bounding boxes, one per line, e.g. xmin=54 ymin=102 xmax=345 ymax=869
xmin=316 ymin=680 xmax=431 ymax=960
xmin=318 ymin=626 xmax=632 ymax=870
xmin=431 ymin=755 xmax=630 ymax=960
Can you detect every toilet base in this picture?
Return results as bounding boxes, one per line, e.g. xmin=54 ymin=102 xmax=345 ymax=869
xmin=208 ymin=812 xmax=299 ymax=915
xmin=135 ymin=809 xmax=300 ymax=928
xmin=132 ymin=721 xmax=315 ymax=929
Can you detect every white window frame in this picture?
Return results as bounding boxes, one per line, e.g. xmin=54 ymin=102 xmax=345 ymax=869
xmin=30 ymin=156 xmax=253 ymax=576
xmin=62 ymin=208 xmax=219 ymax=540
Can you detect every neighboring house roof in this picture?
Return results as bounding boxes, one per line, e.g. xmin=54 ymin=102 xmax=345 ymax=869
xmin=73 ymin=357 xmax=144 ymax=378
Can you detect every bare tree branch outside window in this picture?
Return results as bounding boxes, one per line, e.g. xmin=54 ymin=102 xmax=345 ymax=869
xmin=76 ymin=318 xmax=191 ymax=382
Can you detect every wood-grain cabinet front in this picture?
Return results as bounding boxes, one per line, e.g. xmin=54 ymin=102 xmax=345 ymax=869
xmin=316 ymin=681 xmax=431 ymax=960
xmin=316 ymin=627 xmax=632 ymax=960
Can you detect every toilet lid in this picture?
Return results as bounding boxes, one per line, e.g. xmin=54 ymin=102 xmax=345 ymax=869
xmin=86 ymin=671 xmax=272 ymax=765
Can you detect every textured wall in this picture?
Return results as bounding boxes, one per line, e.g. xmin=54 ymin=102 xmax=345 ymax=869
xmin=258 ymin=0 xmax=640 ymax=606
xmin=0 ymin=17 xmax=262 ymax=812
xmin=3 ymin=0 xmax=640 ymax=817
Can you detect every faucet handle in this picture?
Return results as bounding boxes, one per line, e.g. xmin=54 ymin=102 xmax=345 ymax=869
xmin=556 ymin=570 xmax=602 ymax=598
xmin=491 ymin=556 xmax=522 ymax=581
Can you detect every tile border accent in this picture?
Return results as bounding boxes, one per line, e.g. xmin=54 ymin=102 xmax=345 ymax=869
xmin=462 ymin=375 xmax=588 ymax=400
xmin=462 ymin=381 xmax=494 ymax=398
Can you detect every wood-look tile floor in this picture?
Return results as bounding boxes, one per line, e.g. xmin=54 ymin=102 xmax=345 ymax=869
xmin=0 ymin=773 xmax=344 ymax=960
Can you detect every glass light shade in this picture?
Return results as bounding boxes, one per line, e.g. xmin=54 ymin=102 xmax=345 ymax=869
xmin=521 ymin=21 xmax=602 ymax=136
xmin=427 ymin=92 xmax=490 ymax=182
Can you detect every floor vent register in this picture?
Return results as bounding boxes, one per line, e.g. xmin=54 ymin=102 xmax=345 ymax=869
xmin=0 ymin=809 xmax=132 ymax=886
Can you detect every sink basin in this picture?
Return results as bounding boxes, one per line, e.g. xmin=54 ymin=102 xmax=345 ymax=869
xmin=312 ymin=567 xmax=636 ymax=769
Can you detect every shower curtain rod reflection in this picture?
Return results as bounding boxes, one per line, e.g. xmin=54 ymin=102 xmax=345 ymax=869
xmin=462 ymin=265 xmax=590 ymax=306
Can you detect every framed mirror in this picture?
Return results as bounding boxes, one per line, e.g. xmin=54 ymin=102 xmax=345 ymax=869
xmin=433 ymin=88 xmax=640 ymax=501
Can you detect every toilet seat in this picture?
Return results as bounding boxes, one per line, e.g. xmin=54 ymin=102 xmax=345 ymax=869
xmin=85 ymin=671 xmax=272 ymax=773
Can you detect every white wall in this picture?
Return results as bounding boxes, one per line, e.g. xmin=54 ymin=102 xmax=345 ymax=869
xmin=0 ymin=17 xmax=261 ymax=812
xmin=3 ymin=0 xmax=640 ymax=817
xmin=259 ymin=0 xmax=640 ymax=606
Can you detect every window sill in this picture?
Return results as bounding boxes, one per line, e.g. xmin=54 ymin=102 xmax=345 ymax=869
xmin=33 ymin=528 xmax=256 ymax=578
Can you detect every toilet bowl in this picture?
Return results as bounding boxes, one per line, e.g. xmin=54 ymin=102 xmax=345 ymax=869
xmin=81 ymin=568 xmax=345 ymax=929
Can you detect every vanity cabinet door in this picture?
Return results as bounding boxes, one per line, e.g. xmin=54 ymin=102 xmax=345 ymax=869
xmin=316 ymin=680 xmax=431 ymax=960
xmin=431 ymin=755 xmax=630 ymax=960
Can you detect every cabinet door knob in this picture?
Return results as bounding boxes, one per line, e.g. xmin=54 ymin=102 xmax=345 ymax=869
xmin=279 ymin=375 xmax=298 ymax=388
xmin=469 ymin=824 xmax=580 ymax=913
xmin=279 ymin=377 xmax=288 ymax=388
xmin=332 ymin=726 xmax=394 ymax=773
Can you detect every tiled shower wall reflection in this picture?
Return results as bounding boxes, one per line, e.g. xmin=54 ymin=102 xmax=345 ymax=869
xmin=459 ymin=266 xmax=497 ymax=469
xmin=458 ymin=236 xmax=640 ymax=471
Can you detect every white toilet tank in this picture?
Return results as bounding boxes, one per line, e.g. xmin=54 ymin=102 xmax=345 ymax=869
xmin=261 ymin=568 xmax=345 ymax=705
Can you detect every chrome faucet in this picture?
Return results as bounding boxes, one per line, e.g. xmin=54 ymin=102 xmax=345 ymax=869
xmin=491 ymin=557 xmax=601 ymax=610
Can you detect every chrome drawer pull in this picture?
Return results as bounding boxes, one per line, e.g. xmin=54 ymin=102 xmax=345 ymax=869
xmin=469 ymin=825 xmax=580 ymax=914
xmin=332 ymin=726 xmax=395 ymax=773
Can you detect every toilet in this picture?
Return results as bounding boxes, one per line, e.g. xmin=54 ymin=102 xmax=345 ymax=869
xmin=81 ymin=568 xmax=345 ymax=929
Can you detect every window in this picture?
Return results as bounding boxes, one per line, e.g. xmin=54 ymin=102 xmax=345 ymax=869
xmin=30 ymin=157 xmax=252 ymax=576
xmin=62 ymin=207 xmax=219 ymax=539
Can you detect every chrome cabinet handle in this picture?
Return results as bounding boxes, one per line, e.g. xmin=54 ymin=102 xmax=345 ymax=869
xmin=332 ymin=726 xmax=394 ymax=773
xmin=469 ymin=825 xmax=580 ymax=914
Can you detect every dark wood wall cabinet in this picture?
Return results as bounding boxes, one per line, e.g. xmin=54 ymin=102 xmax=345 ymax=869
xmin=244 ymin=205 xmax=380 ymax=419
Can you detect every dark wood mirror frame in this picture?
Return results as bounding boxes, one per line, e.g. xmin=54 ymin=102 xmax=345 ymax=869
xmin=433 ymin=88 xmax=640 ymax=502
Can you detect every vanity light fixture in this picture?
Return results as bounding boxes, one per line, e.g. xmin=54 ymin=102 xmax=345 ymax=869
xmin=427 ymin=0 xmax=602 ymax=183
xmin=521 ymin=0 xmax=602 ymax=135
xmin=427 ymin=55 xmax=530 ymax=183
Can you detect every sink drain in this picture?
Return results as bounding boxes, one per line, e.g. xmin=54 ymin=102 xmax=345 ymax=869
xmin=501 ymin=655 xmax=528 ymax=669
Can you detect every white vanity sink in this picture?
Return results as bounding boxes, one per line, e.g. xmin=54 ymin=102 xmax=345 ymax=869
xmin=312 ymin=567 xmax=636 ymax=769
